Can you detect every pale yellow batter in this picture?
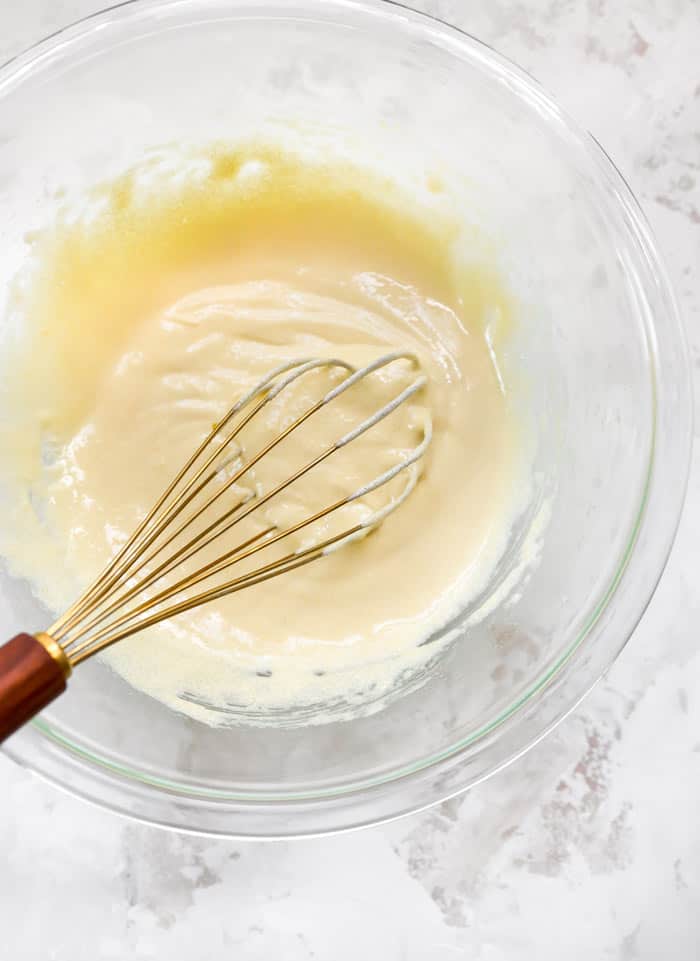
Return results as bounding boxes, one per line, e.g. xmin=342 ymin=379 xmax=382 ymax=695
xmin=0 ymin=146 xmax=521 ymax=723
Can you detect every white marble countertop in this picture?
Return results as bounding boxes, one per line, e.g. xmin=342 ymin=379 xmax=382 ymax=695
xmin=1 ymin=2 xmax=698 ymax=958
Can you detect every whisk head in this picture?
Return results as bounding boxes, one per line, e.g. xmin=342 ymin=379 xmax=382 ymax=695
xmin=47 ymin=352 xmax=432 ymax=666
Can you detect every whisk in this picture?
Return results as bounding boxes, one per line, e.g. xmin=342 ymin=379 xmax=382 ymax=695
xmin=0 ymin=352 xmax=430 ymax=741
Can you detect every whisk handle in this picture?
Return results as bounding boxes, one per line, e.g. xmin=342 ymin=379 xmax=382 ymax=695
xmin=0 ymin=633 xmax=69 ymax=743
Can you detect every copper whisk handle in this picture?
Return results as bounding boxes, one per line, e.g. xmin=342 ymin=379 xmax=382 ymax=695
xmin=0 ymin=633 xmax=70 ymax=742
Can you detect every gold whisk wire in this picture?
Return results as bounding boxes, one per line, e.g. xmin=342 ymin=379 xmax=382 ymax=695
xmin=0 ymin=352 xmax=431 ymax=743
xmin=49 ymin=352 xmax=431 ymax=666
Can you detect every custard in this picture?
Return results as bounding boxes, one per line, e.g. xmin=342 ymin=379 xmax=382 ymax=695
xmin=0 ymin=147 xmax=521 ymax=723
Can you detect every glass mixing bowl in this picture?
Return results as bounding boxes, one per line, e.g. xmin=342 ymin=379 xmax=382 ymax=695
xmin=0 ymin=0 xmax=691 ymax=837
